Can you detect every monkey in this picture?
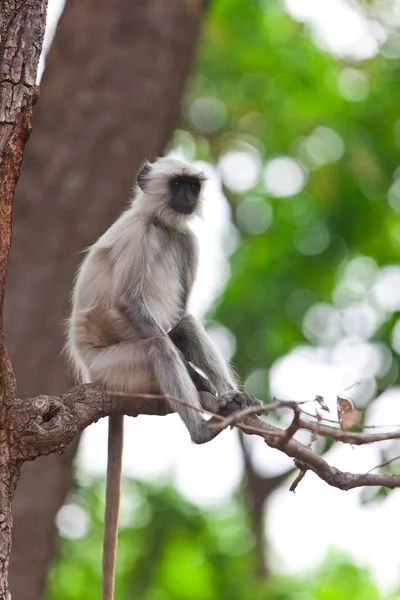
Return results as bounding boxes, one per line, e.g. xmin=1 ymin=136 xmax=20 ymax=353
xmin=67 ymin=157 xmax=261 ymax=600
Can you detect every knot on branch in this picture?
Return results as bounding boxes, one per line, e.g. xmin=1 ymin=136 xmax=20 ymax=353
xmin=33 ymin=395 xmax=62 ymax=424
xmin=9 ymin=384 xmax=171 ymax=462
xmin=10 ymin=392 xmax=87 ymax=461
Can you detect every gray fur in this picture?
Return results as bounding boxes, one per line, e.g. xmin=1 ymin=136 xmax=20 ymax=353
xmin=67 ymin=156 xmax=259 ymax=443
xmin=67 ymin=157 xmax=261 ymax=599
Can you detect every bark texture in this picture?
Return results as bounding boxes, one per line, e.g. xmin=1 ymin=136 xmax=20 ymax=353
xmin=4 ymin=1 xmax=206 ymax=598
xmin=0 ymin=2 xmax=48 ymax=597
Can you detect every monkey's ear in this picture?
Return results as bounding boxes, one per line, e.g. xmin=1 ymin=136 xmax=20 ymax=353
xmin=137 ymin=163 xmax=152 ymax=191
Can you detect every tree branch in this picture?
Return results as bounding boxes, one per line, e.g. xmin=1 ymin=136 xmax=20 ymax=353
xmin=10 ymin=385 xmax=171 ymax=462
xmin=11 ymin=385 xmax=400 ymax=493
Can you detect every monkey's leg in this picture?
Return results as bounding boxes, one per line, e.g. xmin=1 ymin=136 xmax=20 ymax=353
xmin=169 ymin=315 xmax=262 ymax=415
xmin=172 ymin=347 xmax=217 ymax=394
xmin=87 ymin=339 xmax=221 ymax=445
xmin=148 ymin=337 xmax=223 ymax=443
xmin=169 ymin=315 xmax=237 ymax=395
xmin=168 ymin=333 xmax=220 ymax=413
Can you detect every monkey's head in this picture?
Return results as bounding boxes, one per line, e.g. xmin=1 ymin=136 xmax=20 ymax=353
xmin=135 ymin=157 xmax=207 ymax=222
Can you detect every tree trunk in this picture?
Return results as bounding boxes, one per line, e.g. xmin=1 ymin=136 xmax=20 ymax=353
xmin=5 ymin=1 xmax=206 ymax=598
xmin=0 ymin=2 xmax=48 ymax=597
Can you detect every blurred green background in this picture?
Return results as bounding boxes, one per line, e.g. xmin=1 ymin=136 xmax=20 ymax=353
xmin=44 ymin=0 xmax=400 ymax=597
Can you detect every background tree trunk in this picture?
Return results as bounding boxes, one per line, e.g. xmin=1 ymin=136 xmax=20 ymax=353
xmin=240 ymin=438 xmax=289 ymax=579
xmin=5 ymin=1 xmax=207 ymax=597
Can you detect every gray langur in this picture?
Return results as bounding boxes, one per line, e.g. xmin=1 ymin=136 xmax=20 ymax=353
xmin=67 ymin=157 xmax=261 ymax=600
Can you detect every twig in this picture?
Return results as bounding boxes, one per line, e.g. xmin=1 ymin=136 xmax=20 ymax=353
xmin=289 ymin=461 xmax=308 ymax=492
xmin=282 ymin=403 xmax=301 ymax=442
xmin=212 ymin=399 xmax=303 ymax=432
xmin=298 ymin=418 xmax=400 ymax=445
xmin=367 ymin=454 xmax=400 ymax=474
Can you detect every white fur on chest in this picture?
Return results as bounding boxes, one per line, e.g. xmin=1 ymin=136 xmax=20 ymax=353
xmin=145 ymin=253 xmax=182 ymax=331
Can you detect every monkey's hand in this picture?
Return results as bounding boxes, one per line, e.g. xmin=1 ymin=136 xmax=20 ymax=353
xmin=193 ymin=392 xmax=263 ymax=445
xmin=218 ymin=390 xmax=263 ymax=417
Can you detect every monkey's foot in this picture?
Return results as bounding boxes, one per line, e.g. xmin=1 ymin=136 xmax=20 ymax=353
xmin=218 ymin=390 xmax=262 ymax=417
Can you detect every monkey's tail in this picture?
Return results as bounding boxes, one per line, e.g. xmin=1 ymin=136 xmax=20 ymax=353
xmin=102 ymin=414 xmax=124 ymax=600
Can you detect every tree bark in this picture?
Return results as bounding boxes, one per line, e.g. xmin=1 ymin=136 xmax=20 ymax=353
xmin=0 ymin=2 xmax=48 ymax=597
xmin=4 ymin=1 xmax=206 ymax=598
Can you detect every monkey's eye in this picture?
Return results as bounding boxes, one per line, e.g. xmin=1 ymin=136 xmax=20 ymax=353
xmin=174 ymin=181 xmax=182 ymax=189
xmin=191 ymin=183 xmax=198 ymax=190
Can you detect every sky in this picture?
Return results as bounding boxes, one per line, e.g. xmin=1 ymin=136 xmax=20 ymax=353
xmin=42 ymin=0 xmax=400 ymax=592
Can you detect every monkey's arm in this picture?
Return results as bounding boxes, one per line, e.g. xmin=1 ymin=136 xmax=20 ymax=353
xmin=118 ymin=291 xmax=166 ymax=339
xmin=112 ymin=241 xmax=170 ymax=341
xmin=170 ymin=316 xmax=245 ymax=395
xmin=169 ymin=315 xmax=261 ymax=413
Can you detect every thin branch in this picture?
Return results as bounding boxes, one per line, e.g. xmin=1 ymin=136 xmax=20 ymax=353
xmin=239 ymin=413 xmax=400 ymax=490
xmin=281 ymin=402 xmax=301 ymax=442
xmin=289 ymin=463 xmax=308 ymax=492
xmin=298 ymin=418 xmax=400 ymax=445
xmin=212 ymin=397 xmax=400 ymax=446
xmin=367 ymin=454 xmax=400 ymax=474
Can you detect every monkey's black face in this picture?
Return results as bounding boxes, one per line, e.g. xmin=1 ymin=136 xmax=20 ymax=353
xmin=168 ymin=176 xmax=201 ymax=214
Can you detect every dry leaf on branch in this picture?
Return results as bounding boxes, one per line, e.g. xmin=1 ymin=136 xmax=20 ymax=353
xmin=315 ymin=394 xmax=330 ymax=412
xmin=337 ymin=396 xmax=362 ymax=429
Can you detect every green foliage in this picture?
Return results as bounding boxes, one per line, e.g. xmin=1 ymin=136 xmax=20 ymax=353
xmin=46 ymin=480 xmax=382 ymax=600
xmin=176 ymin=0 xmax=400 ymax=403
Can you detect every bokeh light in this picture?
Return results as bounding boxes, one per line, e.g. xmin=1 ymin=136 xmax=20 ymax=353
xmin=372 ymin=266 xmax=400 ymax=311
xmin=303 ymin=303 xmax=341 ymax=344
xmin=337 ymin=68 xmax=370 ymax=102
xmin=189 ymin=97 xmax=227 ymax=133
xmin=219 ymin=149 xmax=261 ymax=192
xmin=283 ymin=0 xmax=384 ymax=59
xmin=294 ymin=223 xmax=330 ymax=255
xmin=236 ymin=197 xmax=273 ymax=234
xmin=264 ymin=157 xmax=307 ymax=198
xmin=56 ymin=503 xmax=89 ymax=540
xmin=297 ymin=126 xmax=345 ymax=169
